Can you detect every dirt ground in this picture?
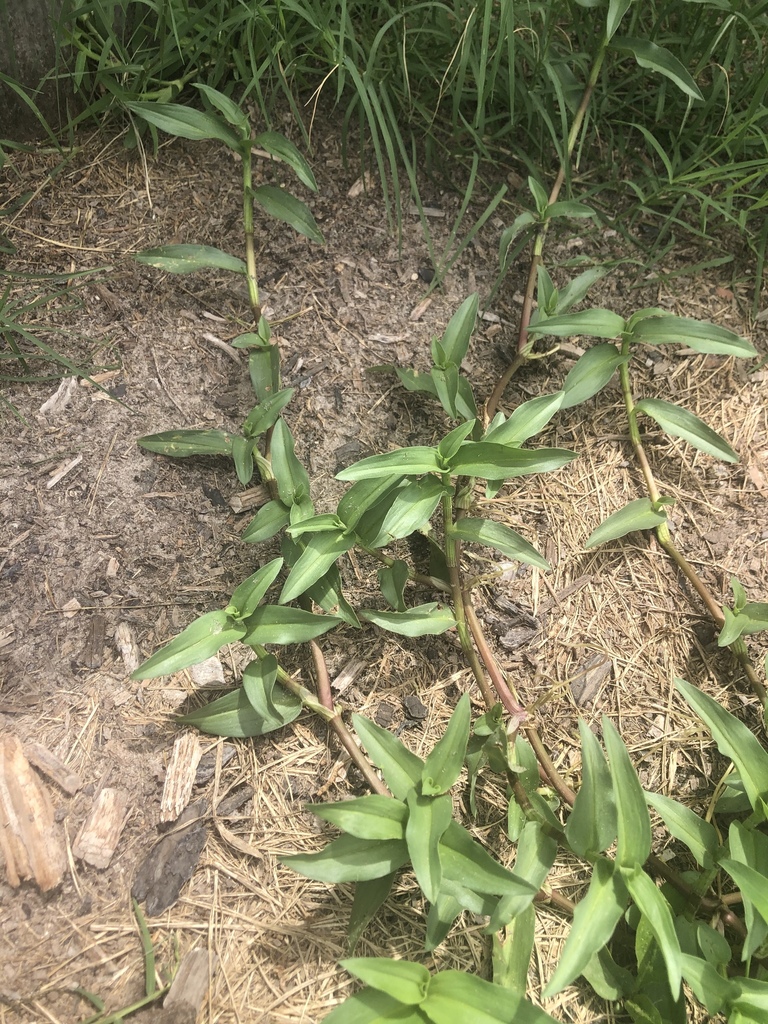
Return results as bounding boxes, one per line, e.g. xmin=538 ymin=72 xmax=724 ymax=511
xmin=1 ymin=114 xmax=767 ymax=1024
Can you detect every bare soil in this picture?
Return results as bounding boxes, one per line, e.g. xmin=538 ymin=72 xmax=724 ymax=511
xmin=1 ymin=117 xmax=767 ymax=1024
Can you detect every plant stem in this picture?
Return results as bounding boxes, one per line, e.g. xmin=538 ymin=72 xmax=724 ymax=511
xmin=241 ymin=145 xmax=261 ymax=323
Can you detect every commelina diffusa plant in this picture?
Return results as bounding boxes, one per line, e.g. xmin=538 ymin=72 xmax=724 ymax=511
xmin=125 ymin=4 xmax=768 ymax=1021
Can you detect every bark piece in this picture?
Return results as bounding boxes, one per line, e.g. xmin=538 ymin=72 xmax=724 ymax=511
xmin=0 ymin=735 xmax=66 ymax=891
xmin=160 ymin=733 xmax=202 ymax=823
xmin=163 ymin=947 xmax=217 ymax=1019
xmin=73 ymin=788 xmax=129 ymax=868
xmin=570 ymin=654 xmax=612 ymax=706
xmin=25 ymin=741 xmax=82 ymax=795
xmin=132 ymin=800 xmax=208 ymax=916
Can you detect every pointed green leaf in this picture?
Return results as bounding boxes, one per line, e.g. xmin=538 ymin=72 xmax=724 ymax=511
xmin=134 ymin=244 xmax=247 ymax=275
xmin=488 ymin=822 xmax=557 ymax=930
xmin=606 ymin=0 xmax=633 ymax=40
xmin=337 ymin=447 xmax=442 ymax=481
xmin=279 ymin=530 xmax=355 ymax=603
xmin=352 ymin=715 xmax=424 ymax=801
xmin=132 ymin=610 xmax=245 ymax=680
xmin=287 ymin=513 xmax=346 ymax=537
xmin=360 ymin=604 xmax=457 ymax=637
xmin=421 ymin=695 xmax=471 ymax=795
xmin=193 ymin=83 xmax=249 ymax=131
xmin=561 ymin=344 xmax=629 ymax=409
xmin=137 ymin=428 xmax=234 ymax=457
xmin=252 ymin=184 xmax=323 ymax=244
xmin=239 ymin=655 xmax=302 ymax=732
xmin=499 ymin=212 xmax=537 ymax=267
xmin=718 ymin=604 xmax=768 ymax=646
xmin=348 ymin=874 xmax=396 ymax=953
xmin=242 ymin=388 xmax=295 ymax=439
xmin=253 ymin=130 xmax=317 ymax=191
xmin=603 ymin=717 xmax=652 ymax=867
xmin=728 ymin=821 xmax=768 ymax=961
xmin=405 ymin=790 xmax=452 ymax=903
xmin=527 ymin=309 xmax=626 ymax=339
xmin=308 ymin=796 xmax=408 ymax=841
xmin=580 ymin=947 xmax=634 ymax=1001
xmin=543 ymin=857 xmax=629 ymax=997
xmin=644 ymin=792 xmax=718 ymax=870
xmin=232 ymin=435 xmax=256 ymax=484
xmin=430 ymin=364 xmax=461 ymax=418
xmin=338 ymin=476 xmax=406 ymax=532
xmin=241 ymin=605 xmax=342 ymax=645
xmin=623 ymin=866 xmax=682 ymax=997
xmin=546 ymin=200 xmax=595 ymax=220
xmin=448 ymin=518 xmax=549 ymax=570
xmin=177 ymin=681 xmax=301 ymax=737
xmin=342 ymin=958 xmax=430 ymax=1006
xmin=437 ymin=421 xmax=476 ymax=461
xmin=557 ymin=268 xmax=609 ymax=314
xmin=126 ymin=100 xmax=242 ymax=148
xmin=484 ymin=393 xmax=564 ymax=447
xmin=322 ymin=987 xmax=426 ymax=1024
xmin=628 ymin=315 xmax=755 ymax=356
xmin=425 ymin=970 xmax=559 ymax=1024
xmin=394 ymin=366 xmax=439 ymax=397
xmin=635 ymin=398 xmax=738 ymax=462
xmin=585 ymin=497 xmax=669 ymax=547
xmin=565 ymin=720 xmax=617 ymax=858
xmin=282 ymin=835 xmax=409 ymax=883
xmin=378 ymin=560 xmax=409 ymax=612
xmin=439 ymin=822 xmax=537 ymax=898
xmin=270 ymin=417 xmax=311 ymax=505
xmin=439 ymin=293 xmax=479 ymax=366
xmin=527 ymin=176 xmax=549 ymax=215
xmin=379 ymin=477 xmax=447 ymax=543
xmin=227 ymin=557 xmax=283 ymax=619
xmin=426 ymin=890 xmax=463 ymax=950
xmin=448 ymin=443 xmax=576 ymax=480
xmin=242 ymin=500 xmax=291 ymax=543
xmin=612 ymin=37 xmax=704 ymax=100
xmin=675 ymin=678 xmax=768 ymax=817
xmin=492 ymin=904 xmax=536 ymax=994
xmin=719 ymin=859 xmax=768 ymax=925
xmin=680 ymin=954 xmax=738 ymax=1016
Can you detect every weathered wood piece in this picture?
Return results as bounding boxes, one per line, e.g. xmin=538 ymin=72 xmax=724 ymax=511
xmin=24 ymin=741 xmax=82 ymax=795
xmin=73 ymin=787 xmax=129 ymax=868
xmin=160 ymin=733 xmax=202 ymax=823
xmin=132 ymin=800 xmax=208 ymax=916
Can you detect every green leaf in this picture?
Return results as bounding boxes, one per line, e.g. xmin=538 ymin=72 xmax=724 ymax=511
xmin=437 ymin=421 xmax=476 ymax=461
xmin=527 ymin=309 xmax=626 ymax=339
xmin=581 ymin=947 xmax=634 ymax=1000
xmin=126 ymin=100 xmax=242 ymax=148
xmin=675 ymin=679 xmax=768 ymax=818
xmin=283 ymin=835 xmax=410 ymax=883
xmin=585 ymin=497 xmax=669 ymax=547
xmin=728 ymin=821 xmax=768 ymax=961
xmin=270 ymin=418 xmax=311 ymax=505
xmin=557 ymin=268 xmax=609 ymax=314
xmin=719 ymin=859 xmax=768 ymax=926
xmin=484 ymin=393 xmax=564 ymax=447
xmin=718 ymin=603 xmax=768 ymax=646
xmin=348 ymin=875 xmax=396 ymax=953
xmin=438 ymin=293 xmax=478 ymax=367
xmin=279 ymin=530 xmax=355 ymax=603
xmin=448 ymin=443 xmax=577 ymax=480
xmin=134 ymin=244 xmax=247 ymax=275
xmin=322 ymin=987 xmax=427 ymax=1024
xmin=252 ymin=184 xmax=324 ymax=244
xmin=193 ymin=83 xmax=249 ymax=132
xmin=241 ymin=605 xmax=342 ymax=645
xmin=561 ymin=344 xmax=629 ymax=409
xmin=499 ymin=212 xmax=537 ymax=267
xmin=137 ymin=428 xmax=234 ymax=457
xmin=492 ymin=904 xmax=535 ymax=994
xmin=360 ymin=604 xmax=457 ymax=638
xmin=603 ymin=717 xmax=652 ymax=867
xmin=253 ymin=130 xmax=318 ymax=191
xmin=232 ymin=435 xmax=256 ymax=484
xmin=644 ymin=792 xmax=718 ymax=870
xmin=287 ymin=513 xmax=346 ymax=537
xmin=612 ymin=37 xmax=704 ymax=101
xmin=177 ymin=681 xmax=300 ymax=737
xmin=338 ymin=476 xmax=406 ymax=532
xmin=680 ymin=954 xmax=738 ymax=1016
xmin=488 ymin=822 xmax=557 ymax=930
xmin=227 ymin=557 xmax=283 ymax=619
xmin=635 ymin=398 xmax=738 ymax=463
xmin=424 ymin=970 xmax=559 ymax=1024
xmin=405 ymin=790 xmax=452 ymax=903
xmin=421 ymin=695 xmax=471 ymax=795
xmin=448 ymin=519 xmax=549 ymax=570
xmin=337 ymin=448 xmax=443 ymax=481
xmin=378 ymin=560 xmax=409 ymax=612
xmin=242 ymin=388 xmax=295 ymax=439
xmin=342 ymin=958 xmax=430 ymax=1006
xmin=242 ymin=500 xmax=291 ymax=544
xmin=394 ymin=367 xmax=439 ymax=398
xmin=628 ymin=315 xmax=756 ymax=357
xmin=546 ymin=200 xmax=595 ymax=220
xmin=565 ymin=720 xmax=617 ymax=859
xmin=240 ymin=655 xmax=302 ymax=732
xmin=623 ymin=866 xmax=682 ymax=997
xmin=352 ymin=715 xmax=424 ymax=801
xmin=132 ymin=610 xmax=245 ymax=680
xmin=527 ymin=176 xmax=549 ymax=216
xmin=606 ymin=0 xmax=633 ymax=40
xmin=543 ymin=857 xmax=629 ymax=997
xmin=439 ymin=821 xmax=537 ymax=899
xmin=378 ymin=477 xmax=447 ymax=543
xmin=308 ymin=796 xmax=408 ymax=841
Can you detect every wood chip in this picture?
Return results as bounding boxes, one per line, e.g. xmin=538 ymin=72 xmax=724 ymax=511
xmin=25 ymin=741 xmax=82 ymax=795
xmin=132 ymin=800 xmax=208 ymax=916
xmin=47 ymin=453 xmax=83 ymax=489
xmin=570 ymin=654 xmax=612 ymax=706
xmin=409 ymin=297 xmax=433 ymax=322
xmin=39 ymin=376 xmax=78 ymax=417
xmin=0 ymin=735 xmax=66 ymax=891
xmin=115 ymin=621 xmax=141 ymax=674
xmin=160 ymin=734 xmax=202 ymax=823
xmin=73 ymin=788 xmax=129 ymax=868
xmin=189 ymin=656 xmax=225 ymax=688
xmin=79 ymin=614 xmax=106 ymax=669
xmin=162 ymin=947 xmax=218 ymax=1022
xmin=61 ymin=597 xmax=83 ymax=618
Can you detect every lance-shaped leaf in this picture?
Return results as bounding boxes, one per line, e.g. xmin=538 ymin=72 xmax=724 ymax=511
xmin=337 ymin=447 xmax=443 ymax=481
xmin=623 ymin=866 xmax=682 ymax=998
xmin=126 ymin=100 xmax=242 ymax=148
xmin=628 ymin=314 xmax=756 ymax=356
xmin=133 ymin=610 xmax=245 ymax=680
xmin=352 ymin=715 xmax=425 ymax=801
xmin=718 ymin=603 xmax=768 ymax=646
xmin=241 ymin=605 xmax=342 ymax=645
xmin=635 ymin=398 xmax=738 ymax=462
xmin=561 ymin=344 xmax=629 ymax=409
xmin=565 ymin=720 xmax=617 ymax=859
xmin=527 ymin=309 xmax=626 ymax=339
xmin=484 ymin=393 xmax=564 ymax=447
xmin=603 ymin=717 xmax=651 ymax=867
xmin=448 ymin=442 xmax=577 ymax=480
xmin=675 ymin=678 xmax=768 ymax=818
xmin=437 ymin=420 xmax=476 ymax=461
xmin=241 ymin=388 xmax=295 ymax=439
xmin=378 ymin=476 xmax=447 ymax=542
xmin=178 ymin=679 xmax=301 ymax=737
xmin=253 ymin=130 xmax=318 ymax=191
xmin=287 ymin=513 xmax=346 ymax=536
xmin=492 ymin=903 xmax=536 ymax=995
xmin=134 ymin=244 xmax=247 ymax=275
xmin=341 ymin=958 xmax=430 ymax=1006
xmin=543 ymin=857 xmax=629 ymax=997
xmin=323 ymin=987 xmax=426 ymax=1024
xmin=425 ymin=970 xmax=560 ymax=1024
xmin=137 ymin=428 xmax=234 ymax=457
xmin=421 ymin=694 xmax=471 ymax=795
xmin=193 ymin=83 xmax=249 ymax=132
xmin=439 ymin=822 xmax=537 ymax=899
xmin=680 ymin=954 xmax=738 ymax=1017
xmin=232 ymin=435 xmax=257 ymax=484
xmin=606 ymin=0 xmax=633 ymax=40
xmin=488 ymin=822 xmax=557 ymax=931
xmin=612 ymin=37 xmax=704 ymax=100
xmin=448 ymin=518 xmax=549 ymax=570
xmin=338 ymin=475 xmax=406 ymax=532
xmin=279 ymin=530 xmax=355 ymax=603
xmin=426 ymin=890 xmax=464 ymax=951
xmin=438 ymin=293 xmax=479 ymax=367
xmin=270 ymin=417 xmax=311 ymax=505
xmin=347 ymin=874 xmax=396 ymax=953
xmin=227 ymin=557 xmax=283 ymax=619
xmin=546 ymin=200 xmax=595 ymax=220
xmin=240 ymin=655 xmax=302 ymax=732
xmin=585 ymin=497 xmax=669 ymax=547
xmin=252 ymin=184 xmax=324 ymax=244
xmin=720 ymin=860 xmax=768 ymax=944
xmin=360 ymin=604 xmax=457 ymax=637
xmin=394 ymin=366 xmax=439 ymax=397
xmin=527 ymin=176 xmax=549 ymax=215
xmin=242 ymin=500 xmax=291 ymax=544
xmin=406 ymin=790 xmax=453 ymax=903
xmin=557 ymin=268 xmax=609 ymax=314
xmin=282 ymin=835 xmax=410 ymax=883
xmin=644 ymin=792 xmax=718 ymax=870
xmin=308 ymin=796 xmax=408 ymax=842
xmin=379 ymin=559 xmax=409 ymax=611
xmin=726 ymin=822 xmax=768 ymax=962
